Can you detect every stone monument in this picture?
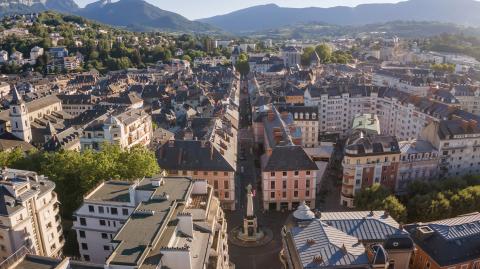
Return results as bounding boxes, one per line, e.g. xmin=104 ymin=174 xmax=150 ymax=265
xmin=238 ymin=184 xmax=264 ymax=241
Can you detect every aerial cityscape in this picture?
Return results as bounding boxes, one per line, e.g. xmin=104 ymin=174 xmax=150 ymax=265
xmin=0 ymin=0 xmax=478 ymax=269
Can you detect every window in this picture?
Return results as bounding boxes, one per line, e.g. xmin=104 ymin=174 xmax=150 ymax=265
xmin=214 ymin=180 xmax=218 ymax=189
xmin=111 ymin=208 xmax=118 ymax=215
xmin=83 ymin=255 xmax=90 ymax=261
xmin=294 ymin=191 xmax=298 ymax=197
xmin=213 ymin=172 xmax=218 ymax=176
xmin=224 ymin=172 xmax=228 ymax=176
xmin=282 ymin=192 xmax=286 ymax=198
xmin=203 ymin=171 xmax=208 ymax=175
xmin=270 ymin=181 xmax=275 ymax=189
xmin=98 ymin=206 xmax=104 ymax=214
xmin=306 ymin=190 xmax=310 ymax=197
xmin=81 ymin=243 xmax=88 ymax=250
xmin=99 ymin=220 xmax=106 ymax=226
xmin=283 ymin=171 xmax=287 ymax=177
xmin=88 ymin=205 xmax=94 ymax=213
xmin=79 ymin=230 xmax=85 ymax=238
xmin=294 ymin=171 xmax=299 ymax=176
xmin=282 ymin=181 xmax=287 ymax=189
xmin=225 ymin=192 xmax=229 ymax=199
xmin=270 ymin=172 xmax=275 ymax=177
xmin=306 ymin=171 xmax=311 ymax=175
xmin=306 ymin=180 xmax=310 ymax=188
xmin=122 ymin=208 xmax=129 ymax=216
xmin=224 ymin=180 xmax=229 ymax=189
xmin=270 ymin=192 xmax=275 ymax=198
xmin=294 ymin=180 xmax=298 ymax=188
xmin=80 ymin=218 xmax=86 ymax=226
xmin=103 ymin=245 xmax=110 ymax=251
xmin=101 ymin=233 xmax=108 ymax=239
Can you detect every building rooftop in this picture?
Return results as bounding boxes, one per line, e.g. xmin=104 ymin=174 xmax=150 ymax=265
xmin=320 ymin=211 xmax=409 ymax=242
xmin=84 ymin=181 xmax=134 ymax=203
xmin=352 ymin=114 xmax=380 ymax=135
xmin=405 ymin=212 xmax=480 ymax=267
xmin=108 ymin=177 xmax=192 ymax=266
xmin=287 ymin=219 xmax=369 ymax=268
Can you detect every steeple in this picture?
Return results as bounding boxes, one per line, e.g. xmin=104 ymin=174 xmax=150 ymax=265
xmin=11 ymin=86 xmax=23 ymax=105
xmin=9 ymin=86 xmax=31 ymax=143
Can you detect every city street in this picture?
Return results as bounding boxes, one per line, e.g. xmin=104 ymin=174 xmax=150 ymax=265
xmin=228 ymin=78 xmax=287 ymax=269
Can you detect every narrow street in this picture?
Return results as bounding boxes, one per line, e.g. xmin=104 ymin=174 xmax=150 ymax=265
xmin=227 ymin=77 xmax=286 ymax=269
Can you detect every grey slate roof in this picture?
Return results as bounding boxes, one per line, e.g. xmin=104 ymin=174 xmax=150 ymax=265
xmin=263 ymin=146 xmax=318 ymax=172
xmin=320 ymin=211 xmax=408 ymax=242
xmin=156 ymin=140 xmax=235 ymax=172
xmin=289 ymin=219 xmax=369 ymax=268
xmin=405 ymin=212 xmax=480 ymax=267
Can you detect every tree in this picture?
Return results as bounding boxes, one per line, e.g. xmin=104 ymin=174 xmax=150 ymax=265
xmin=301 ymin=47 xmax=315 ymax=66
xmin=383 ymin=195 xmax=407 ymax=223
xmin=354 ymin=184 xmax=407 ymax=222
xmin=235 ymin=53 xmax=250 ymax=76
xmin=315 ymin=44 xmax=332 ymax=64
xmin=1 ymin=144 xmax=160 ymax=217
xmin=182 ymin=55 xmax=192 ymax=62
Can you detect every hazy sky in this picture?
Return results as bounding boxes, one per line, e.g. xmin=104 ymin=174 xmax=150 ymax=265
xmin=74 ymin=0 xmax=403 ymax=20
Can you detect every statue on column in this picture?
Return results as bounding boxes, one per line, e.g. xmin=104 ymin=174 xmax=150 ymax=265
xmin=239 ymin=183 xmax=264 ymax=241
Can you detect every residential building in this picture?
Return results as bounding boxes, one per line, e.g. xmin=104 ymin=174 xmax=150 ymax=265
xmin=29 ymin=46 xmax=43 ymax=61
xmin=277 ymin=105 xmax=319 ymax=148
xmin=157 ymin=140 xmax=236 ymax=210
xmin=421 ymin=119 xmax=480 ymax=178
xmin=0 ymin=168 xmax=63 ymax=260
xmin=5 ymin=251 xmax=103 ymax=269
xmin=405 ymin=212 xmax=480 ymax=269
xmin=397 ymin=140 xmax=439 ymax=194
xmin=73 ymin=181 xmax=137 ymax=263
xmin=450 ymin=85 xmax=480 ymax=116
xmin=282 ymin=205 xmax=413 ymax=269
xmin=0 ymin=50 xmax=8 ymax=63
xmin=341 ymin=130 xmax=400 ymax=208
xmin=282 ymin=46 xmax=302 ymax=67
xmin=261 ymin=107 xmax=318 ymax=211
xmin=0 ymin=82 xmax=10 ymax=98
xmin=81 ymin=108 xmax=152 ymax=150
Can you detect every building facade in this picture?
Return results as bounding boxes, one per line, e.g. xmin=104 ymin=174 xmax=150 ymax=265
xmin=81 ymin=108 xmax=152 ymax=150
xmin=0 ymin=168 xmax=63 ymax=260
xmin=74 ymin=176 xmax=233 ymax=269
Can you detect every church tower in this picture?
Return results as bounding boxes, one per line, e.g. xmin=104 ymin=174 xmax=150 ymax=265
xmin=10 ymin=87 xmax=32 ymax=142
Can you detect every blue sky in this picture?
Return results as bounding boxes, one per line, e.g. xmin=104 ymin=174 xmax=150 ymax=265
xmin=74 ymin=0 xmax=402 ymax=20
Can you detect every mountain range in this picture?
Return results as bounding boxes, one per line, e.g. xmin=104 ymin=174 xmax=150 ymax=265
xmin=0 ymin=0 xmax=218 ymax=33
xmin=199 ymin=0 xmax=480 ymax=33
xmin=1 ymin=0 xmax=480 ymax=35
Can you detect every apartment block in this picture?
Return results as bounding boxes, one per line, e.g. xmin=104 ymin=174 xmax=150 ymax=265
xmin=261 ymin=107 xmax=318 ymax=211
xmin=72 ymin=181 xmax=136 ymax=264
xmin=341 ymin=130 xmax=401 ymax=208
xmin=397 ymin=140 xmax=439 ymax=194
xmin=0 ymin=168 xmax=63 ymax=260
xmin=405 ymin=212 xmax=480 ymax=269
xmin=421 ymin=119 xmax=480 ymax=178
xmin=81 ymin=108 xmax=152 ymax=150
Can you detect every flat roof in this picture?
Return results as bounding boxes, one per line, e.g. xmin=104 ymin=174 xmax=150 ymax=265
xmin=108 ymin=177 xmax=192 ymax=266
xmin=85 ymin=181 xmax=134 ymax=203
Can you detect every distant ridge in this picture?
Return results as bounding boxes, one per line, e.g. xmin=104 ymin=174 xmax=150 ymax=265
xmin=0 ymin=0 xmax=218 ymax=33
xmin=199 ymin=0 xmax=480 ymax=33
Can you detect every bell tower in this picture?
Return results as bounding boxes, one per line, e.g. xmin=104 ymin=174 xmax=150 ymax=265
xmin=10 ymin=87 xmax=32 ymax=142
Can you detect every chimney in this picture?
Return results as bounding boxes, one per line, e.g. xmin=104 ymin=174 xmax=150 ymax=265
xmin=177 ymin=213 xmax=194 ymax=237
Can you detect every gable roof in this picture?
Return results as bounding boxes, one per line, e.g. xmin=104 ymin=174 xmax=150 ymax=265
xmin=156 ymin=140 xmax=234 ymax=172
xmin=263 ymin=145 xmax=318 ymax=172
